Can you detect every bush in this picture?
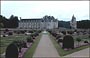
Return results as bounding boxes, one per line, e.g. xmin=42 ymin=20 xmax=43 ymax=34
xmin=5 ymin=29 xmax=9 ymax=32
xmin=13 ymin=40 xmax=22 ymax=53
xmin=57 ymin=39 xmax=63 ymax=43
xmin=3 ymin=35 xmax=6 ymax=37
xmin=32 ymin=36 xmax=35 ymax=39
xmin=84 ymin=41 xmax=88 ymax=43
xmin=56 ymin=35 xmax=61 ymax=40
xmin=27 ymin=37 xmax=33 ymax=43
xmin=8 ymin=32 xmax=13 ymax=35
xmin=5 ymin=42 xmax=18 ymax=58
xmin=61 ymin=31 xmax=66 ymax=35
xmin=76 ymin=38 xmax=82 ymax=47
xmin=76 ymin=38 xmax=81 ymax=42
xmin=67 ymin=31 xmax=74 ymax=35
xmin=20 ymin=30 xmax=25 ymax=34
xmin=21 ymin=41 xmax=27 ymax=48
xmin=62 ymin=35 xmax=74 ymax=49
xmin=28 ymin=31 xmax=33 ymax=33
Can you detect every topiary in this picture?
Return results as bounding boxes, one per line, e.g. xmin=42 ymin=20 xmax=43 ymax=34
xmin=62 ymin=35 xmax=74 ymax=49
xmin=5 ymin=42 xmax=18 ymax=58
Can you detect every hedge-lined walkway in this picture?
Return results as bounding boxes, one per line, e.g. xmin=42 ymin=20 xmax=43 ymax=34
xmin=33 ymin=31 xmax=60 ymax=57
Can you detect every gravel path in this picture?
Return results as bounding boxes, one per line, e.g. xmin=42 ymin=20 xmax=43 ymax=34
xmin=64 ymin=48 xmax=90 ymax=57
xmin=33 ymin=31 xmax=60 ymax=57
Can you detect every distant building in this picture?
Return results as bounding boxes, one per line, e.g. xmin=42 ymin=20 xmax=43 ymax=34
xmin=18 ymin=15 xmax=58 ymax=30
xmin=70 ymin=15 xmax=77 ymax=29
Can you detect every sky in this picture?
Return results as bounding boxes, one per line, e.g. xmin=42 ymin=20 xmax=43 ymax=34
xmin=1 ymin=1 xmax=89 ymax=21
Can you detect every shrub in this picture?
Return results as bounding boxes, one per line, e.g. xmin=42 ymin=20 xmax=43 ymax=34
xmin=27 ymin=36 xmax=33 ymax=43
xmin=84 ymin=41 xmax=88 ymax=43
xmin=67 ymin=31 xmax=74 ymax=35
xmin=28 ymin=30 xmax=33 ymax=33
xmin=61 ymin=31 xmax=66 ymax=35
xmin=5 ymin=29 xmax=9 ymax=32
xmin=8 ymin=32 xmax=13 ymax=35
xmin=76 ymin=38 xmax=82 ymax=47
xmin=20 ymin=30 xmax=25 ymax=34
xmin=57 ymin=39 xmax=63 ymax=43
xmin=21 ymin=41 xmax=27 ymax=48
xmin=5 ymin=42 xmax=18 ymax=58
xmin=3 ymin=35 xmax=6 ymax=37
xmin=62 ymin=35 xmax=74 ymax=49
xmin=56 ymin=35 xmax=61 ymax=40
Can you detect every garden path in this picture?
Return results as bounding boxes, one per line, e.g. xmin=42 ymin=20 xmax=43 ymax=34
xmin=33 ymin=31 xmax=60 ymax=57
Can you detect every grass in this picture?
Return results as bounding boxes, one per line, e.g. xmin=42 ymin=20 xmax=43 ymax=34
xmin=0 ymin=34 xmax=28 ymax=54
xmin=23 ymin=33 xmax=42 ymax=58
xmin=49 ymin=33 xmax=89 ymax=56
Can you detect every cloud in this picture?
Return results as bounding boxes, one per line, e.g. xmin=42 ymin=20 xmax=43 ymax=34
xmin=1 ymin=1 xmax=89 ymax=21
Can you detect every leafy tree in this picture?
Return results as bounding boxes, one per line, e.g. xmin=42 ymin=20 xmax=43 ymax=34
xmin=77 ymin=20 xmax=90 ymax=29
xmin=0 ymin=15 xmax=19 ymax=28
xmin=76 ymin=38 xmax=81 ymax=47
xmin=9 ymin=15 xmax=19 ymax=28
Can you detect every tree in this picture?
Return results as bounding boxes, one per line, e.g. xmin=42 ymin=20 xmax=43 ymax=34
xmin=76 ymin=38 xmax=81 ymax=47
xmin=9 ymin=15 xmax=19 ymax=28
xmin=77 ymin=20 xmax=90 ymax=29
xmin=0 ymin=15 xmax=19 ymax=28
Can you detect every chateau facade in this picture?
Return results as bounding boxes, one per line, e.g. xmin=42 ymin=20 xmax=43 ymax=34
xmin=18 ymin=15 xmax=58 ymax=29
xmin=70 ymin=15 xmax=77 ymax=29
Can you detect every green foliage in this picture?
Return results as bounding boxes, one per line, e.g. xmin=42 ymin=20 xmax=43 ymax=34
xmin=77 ymin=20 xmax=90 ymax=29
xmin=76 ymin=38 xmax=81 ymax=42
xmin=0 ymin=15 xmax=19 ymax=28
xmin=0 ymin=35 xmax=28 ymax=54
xmin=49 ymin=33 xmax=89 ymax=56
xmin=58 ymin=20 xmax=90 ymax=29
xmin=26 ymin=36 xmax=33 ymax=43
xmin=24 ymin=33 xmax=41 ymax=58
xmin=76 ymin=38 xmax=82 ymax=47
xmin=58 ymin=21 xmax=70 ymax=28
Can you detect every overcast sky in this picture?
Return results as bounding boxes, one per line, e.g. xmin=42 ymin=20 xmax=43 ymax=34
xmin=1 ymin=1 xmax=89 ymax=21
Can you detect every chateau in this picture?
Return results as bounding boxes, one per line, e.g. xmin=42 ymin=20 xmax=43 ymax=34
xmin=18 ymin=15 xmax=58 ymax=30
xmin=19 ymin=15 xmax=77 ymax=30
xmin=70 ymin=15 xmax=77 ymax=29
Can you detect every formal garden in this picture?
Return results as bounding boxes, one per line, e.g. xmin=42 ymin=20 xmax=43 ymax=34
xmin=0 ymin=28 xmax=90 ymax=58
xmin=0 ymin=29 xmax=42 ymax=58
xmin=48 ymin=29 xmax=90 ymax=56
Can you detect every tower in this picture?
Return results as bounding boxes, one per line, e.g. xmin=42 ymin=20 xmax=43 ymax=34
xmin=70 ymin=15 xmax=77 ymax=29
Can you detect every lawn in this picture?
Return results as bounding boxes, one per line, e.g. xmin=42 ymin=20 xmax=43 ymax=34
xmin=49 ymin=33 xmax=89 ymax=56
xmin=23 ymin=33 xmax=42 ymax=58
xmin=0 ymin=34 xmax=29 ymax=54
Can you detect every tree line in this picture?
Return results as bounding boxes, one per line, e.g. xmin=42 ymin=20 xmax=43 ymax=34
xmin=58 ymin=20 xmax=90 ymax=29
xmin=77 ymin=20 xmax=90 ymax=29
xmin=0 ymin=15 xmax=19 ymax=28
